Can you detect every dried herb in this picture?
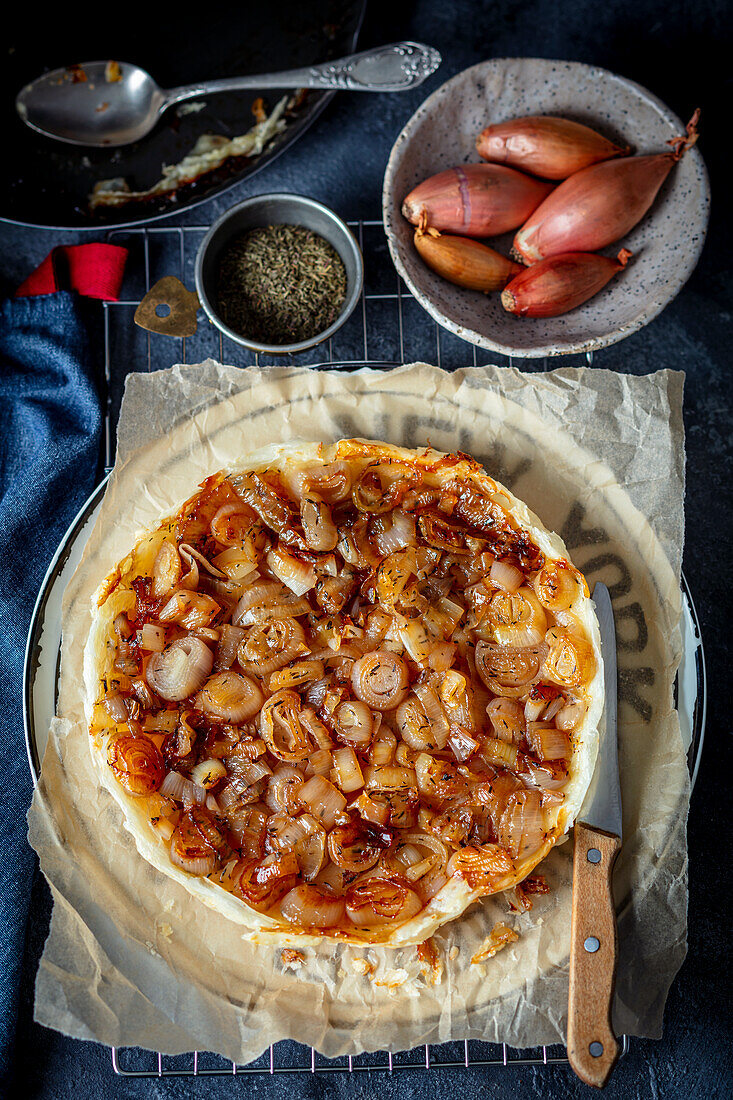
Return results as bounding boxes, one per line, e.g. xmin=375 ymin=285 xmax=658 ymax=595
xmin=216 ymin=224 xmax=347 ymax=345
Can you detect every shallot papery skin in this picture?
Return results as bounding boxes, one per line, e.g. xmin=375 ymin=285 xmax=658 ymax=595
xmin=402 ymin=164 xmax=553 ymax=237
xmin=476 ymin=116 xmax=630 ymax=180
xmin=513 ymin=113 xmax=699 ymax=262
xmin=501 ymin=250 xmax=632 ymax=318
xmin=414 ymin=226 xmax=522 ymax=292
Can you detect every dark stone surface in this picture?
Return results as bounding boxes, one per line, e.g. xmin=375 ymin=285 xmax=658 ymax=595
xmin=3 ymin=0 xmax=732 ymax=1097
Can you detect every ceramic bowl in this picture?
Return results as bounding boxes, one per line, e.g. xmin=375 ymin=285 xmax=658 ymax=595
xmin=196 ymin=193 xmax=364 ymax=355
xmin=382 ymin=58 xmax=710 ymax=358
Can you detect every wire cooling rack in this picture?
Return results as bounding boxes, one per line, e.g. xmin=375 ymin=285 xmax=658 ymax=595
xmin=101 ymin=220 xmax=591 ymax=468
xmin=100 ymin=221 xmax=699 ymax=1080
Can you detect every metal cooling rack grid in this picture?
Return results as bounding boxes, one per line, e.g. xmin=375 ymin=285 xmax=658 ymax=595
xmin=102 ymin=221 xmax=591 ymax=468
xmin=99 ymin=221 xmax=688 ymax=1080
xmin=111 ymin=1036 xmax=631 ymax=1078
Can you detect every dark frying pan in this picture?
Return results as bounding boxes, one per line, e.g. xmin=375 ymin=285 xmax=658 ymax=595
xmin=2 ymin=0 xmax=366 ymax=229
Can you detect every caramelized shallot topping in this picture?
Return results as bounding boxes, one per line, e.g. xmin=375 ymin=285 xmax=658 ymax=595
xmin=99 ymin=447 xmax=595 ymax=935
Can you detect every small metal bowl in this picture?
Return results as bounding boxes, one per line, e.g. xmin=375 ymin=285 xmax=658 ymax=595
xmin=195 ymin=193 xmax=364 ymax=355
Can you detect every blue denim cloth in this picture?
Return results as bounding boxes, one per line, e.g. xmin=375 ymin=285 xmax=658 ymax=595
xmin=0 ymin=291 xmax=101 ymax=1085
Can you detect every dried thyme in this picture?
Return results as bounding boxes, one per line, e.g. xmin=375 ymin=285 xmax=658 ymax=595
xmin=216 ymin=224 xmax=347 ymax=345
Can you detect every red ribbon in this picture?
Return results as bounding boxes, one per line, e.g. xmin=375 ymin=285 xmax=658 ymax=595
xmin=15 ymin=243 xmax=128 ymax=301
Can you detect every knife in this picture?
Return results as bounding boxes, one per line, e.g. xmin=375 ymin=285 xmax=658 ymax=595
xmin=567 ymin=582 xmax=622 ymax=1088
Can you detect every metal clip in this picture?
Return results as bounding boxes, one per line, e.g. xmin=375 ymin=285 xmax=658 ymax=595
xmin=134 ymin=276 xmax=200 ymax=337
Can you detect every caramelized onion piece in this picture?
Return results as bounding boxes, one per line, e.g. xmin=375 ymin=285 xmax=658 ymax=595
xmin=543 ymin=627 xmax=595 ymax=687
xmin=232 ymin=581 xmax=310 ymax=627
xmin=474 ymin=640 xmax=548 ymax=691
xmin=152 ymin=541 xmax=181 ymax=598
xmin=233 ymin=473 xmax=305 ymax=549
xmin=228 ymin=804 xmax=268 ymax=858
xmin=499 ymin=789 xmax=544 ymax=860
xmin=528 ymin=724 xmax=570 ymax=761
xmin=418 ymin=512 xmax=470 ymax=554
xmin=178 ymin=543 xmax=226 ymax=590
xmin=396 ymin=695 xmax=446 ymax=752
xmin=488 ymin=587 xmax=547 ymax=647
xmin=447 ymin=844 xmax=515 ymax=890
xmin=107 ymin=736 xmax=165 ymax=796
xmin=169 ymin=808 xmax=224 ymax=876
xmin=298 ymin=774 xmax=347 ymax=829
xmin=267 ymin=546 xmax=317 ymax=596
xmin=210 ymin=502 xmax=261 ymax=547
xmin=280 ymin=884 xmax=346 ymax=927
xmin=215 ymin=623 xmax=247 ymax=671
xmin=291 ymin=461 xmax=352 ymax=503
xmin=534 ymin=561 xmax=580 ymax=611
xmin=265 ymin=766 xmax=304 ymax=814
xmin=292 ymin=814 xmax=328 ymax=880
xmin=555 ymin=698 xmax=586 ymax=731
xmin=345 ymin=878 xmax=422 ymax=927
xmin=351 ymin=650 xmax=408 ymax=711
xmin=238 ymin=618 xmax=307 ymax=675
xmin=146 ymin=637 xmax=214 ymax=701
xmin=237 ymin=852 xmax=300 ymax=912
xmin=140 ymin=622 xmax=165 ymax=652
xmin=268 ymin=659 xmax=324 ymax=692
xmin=489 ymin=559 xmax=524 ymax=593
xmin=199 ymin=671 xmax=264 ymax=722
xmin=332 ymin=745 xmax=365 ymax=792
xmin=334 ymin=700 xmax=373 ymax=746
xmin=260 ymin=691 xmax=312 ymax=761
xmin=327 ymin=820 xmax=383 ymax=873
xmin=158 ymin=591 xmax=221 ymax=629
xmin=352 ymin=462 xmax=418 ymax=514
xmin=486 ymin=697 xmax=524 ymax=743
xmin=372 ymin=510 xmax=417 ymax=555
xmin=301 ymin=497 xmax=338 ymax=552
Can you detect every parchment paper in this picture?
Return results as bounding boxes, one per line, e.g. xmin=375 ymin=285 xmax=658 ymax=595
xmin=28 ymin=361 xmax=688 ymax=1058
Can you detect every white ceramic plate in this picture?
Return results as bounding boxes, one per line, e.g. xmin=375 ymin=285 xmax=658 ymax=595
xmin=382 ymin=58 xmax=710 ymax=357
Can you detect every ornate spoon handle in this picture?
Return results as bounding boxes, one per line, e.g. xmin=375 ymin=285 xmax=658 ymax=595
xmin=164 ymin=42 xmax=442 ymax=105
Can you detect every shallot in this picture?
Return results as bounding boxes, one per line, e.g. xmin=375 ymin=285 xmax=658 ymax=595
xmin=146 ymin=637 xmax=213 ymax=701
xmin=413 ymin=223 xmax=522 ymax=292
xmin=476 ymin=115 xmax=630 ymax=180
xmin=501 ymin=250 xmax=632 ymax=318
xmin=513 ymin=111 xmax=699 ymax=262
xmin=402 ymin=164 xmax=553 ymax=237
xmin=280 ymin=884 xmax=346 ymax=927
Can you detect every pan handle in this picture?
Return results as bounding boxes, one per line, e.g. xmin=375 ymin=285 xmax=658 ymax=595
xmin=134 ymin=276 xmax=200 ymax=337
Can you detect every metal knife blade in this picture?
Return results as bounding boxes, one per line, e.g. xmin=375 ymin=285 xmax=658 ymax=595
xmin=580 ymin=582 xmax=622 ymax=840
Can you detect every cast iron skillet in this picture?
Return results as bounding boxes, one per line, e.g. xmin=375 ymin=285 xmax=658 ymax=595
xmin=1 ymin=0 xmax=365 ymax=229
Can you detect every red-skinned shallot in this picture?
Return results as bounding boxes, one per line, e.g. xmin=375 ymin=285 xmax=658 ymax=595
xmin=513 ymin=111 xmax=699 ymax=262
xmin=476 ymin=115 xmax=630 ymax=180
xmin=402 ymin=164 xmax=553 ymax=238
xmin=501 ymin=250 xmax=632 ymax=318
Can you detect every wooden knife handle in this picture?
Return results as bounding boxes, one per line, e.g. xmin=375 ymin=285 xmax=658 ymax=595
xmin=567 ymin=822 xmax=622 ymax=1088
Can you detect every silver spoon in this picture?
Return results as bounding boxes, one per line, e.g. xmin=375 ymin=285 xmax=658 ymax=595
xmin=15 ymin=41 xmax=441 ymax=148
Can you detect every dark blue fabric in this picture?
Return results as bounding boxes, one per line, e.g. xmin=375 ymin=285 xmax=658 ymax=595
xmin=0 ymin=291 xmax=101 ymax=1086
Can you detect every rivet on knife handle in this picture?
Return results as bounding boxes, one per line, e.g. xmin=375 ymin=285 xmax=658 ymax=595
xmin=567 ymin=821 xmax=621 ymax=1088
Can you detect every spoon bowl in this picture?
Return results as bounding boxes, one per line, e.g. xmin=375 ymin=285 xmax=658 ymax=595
xmin=16 ymin=43 xmax=441 ymax=148
xmin=16 ymin=62 xmax=167 ymax=146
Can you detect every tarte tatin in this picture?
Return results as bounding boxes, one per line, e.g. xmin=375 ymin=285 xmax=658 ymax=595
xmin=86 ymin=440 xmax=602 ymax=946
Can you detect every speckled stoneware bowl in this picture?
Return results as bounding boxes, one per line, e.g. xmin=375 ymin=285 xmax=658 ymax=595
xmin=383 ymin=58 xmax=710 ymax=357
